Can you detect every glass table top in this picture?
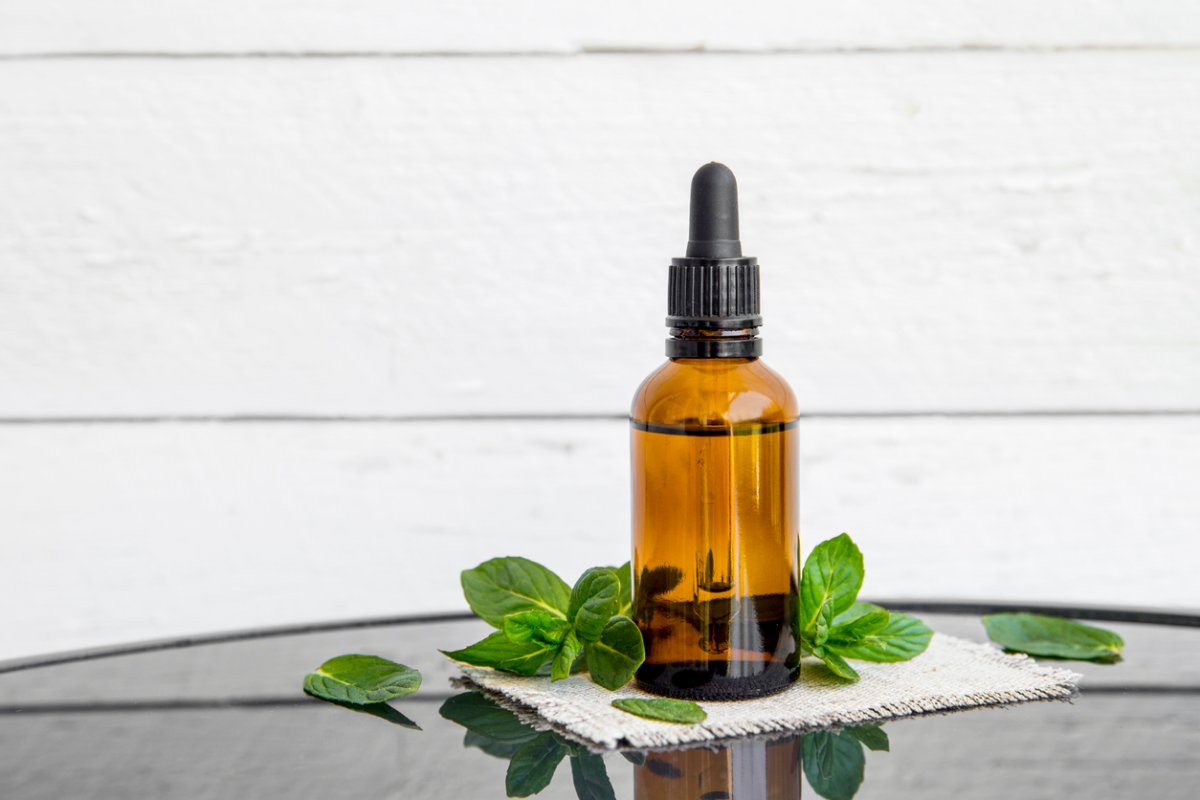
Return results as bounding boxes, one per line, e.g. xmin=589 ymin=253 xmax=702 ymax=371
xmin=2 ymin=605 xmax=1197 ymax=799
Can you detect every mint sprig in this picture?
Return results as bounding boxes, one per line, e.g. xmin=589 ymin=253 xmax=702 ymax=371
xmin=796 ymin=534 xmax=933 ymax=682
xmin=444 ymin=558 xmax=644 ymax=690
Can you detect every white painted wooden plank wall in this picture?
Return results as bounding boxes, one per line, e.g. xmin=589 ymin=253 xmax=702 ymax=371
xmin=3 ymin=0 xmax=1200 ymax=53
xmin=1 ymin=417 xmax=1196 ymax=661
xmin=2 ymin=54 xmax=1198 ymax=416
xmin=1 ymin=2 xmax=1197 ymax=659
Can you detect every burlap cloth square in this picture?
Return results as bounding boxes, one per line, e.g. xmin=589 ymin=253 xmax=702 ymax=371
xmin=455 ymin=633 xmax=1080 ymax=749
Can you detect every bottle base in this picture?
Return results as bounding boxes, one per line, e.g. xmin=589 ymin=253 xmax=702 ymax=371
xmin=635 ymin=660 xmax=799 ymax=701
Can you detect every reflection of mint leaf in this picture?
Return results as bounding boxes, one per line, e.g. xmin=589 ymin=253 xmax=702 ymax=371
xmin=570 ymin=750 xmax=617 ymax=800
xmin=506 ymin=733 xmax=568 ymax=797
xmin=982 ymin=613 xmax=1124 ymax=661
xmin=461 ymin=557 xmax=572 ymax=629
xmin=442 ymin=631 xmax=555 ymax=676
xmin=845 ymin=723 xmax=889 ymax=752
xmin=569 ymin=568 xmax=621 ymax=642
xmin=439 ymin=692 xmax=539 ymax=744
xmin=611 ymin=698 xmax=707 ymax=724
xmin=463 ymin=729 xmax=523 ymax=759
xmin=585 ymin=616 xmax=645 ymax=690
xmin=803 ymin=730 xmax=865 ymax=800
xmin=307 ymin=692 xmax=421 ymax=729
xmin=302 ymin=654 xmax=421 ymax=705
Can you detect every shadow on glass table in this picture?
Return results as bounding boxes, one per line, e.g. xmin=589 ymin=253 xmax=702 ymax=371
xmin=1 ymin=603 xmax=1198 ymax=799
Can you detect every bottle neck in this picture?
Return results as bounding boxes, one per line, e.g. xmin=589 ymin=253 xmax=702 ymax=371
xmin=666 ymin=326 xmax=762 ymax=359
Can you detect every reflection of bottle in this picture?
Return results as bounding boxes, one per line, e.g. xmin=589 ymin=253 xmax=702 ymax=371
xmin=633 ymin=736 xmax=803 ymax=800
xmin=632 ymin=163 xmax=799 ymax=700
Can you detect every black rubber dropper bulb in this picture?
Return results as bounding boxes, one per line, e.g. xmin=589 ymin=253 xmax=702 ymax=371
xmin=665 ymin=162 xmax=762 ymax=358
xmin=687 ymin=162 xmax=743 ymax=259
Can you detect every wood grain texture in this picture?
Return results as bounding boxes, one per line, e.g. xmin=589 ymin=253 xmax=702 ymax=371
xmin=1 ymin=416 xmax=1195 ymax=660
xmin=3 ymin=0 xmax=1200 ymax=54
xmin=1 ymin=54 xmax=1198 ymax=416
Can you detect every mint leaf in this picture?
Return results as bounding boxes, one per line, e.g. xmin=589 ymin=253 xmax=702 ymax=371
xmin=803 ymin=730 xmax=865 ymax=800
xmin=585 ymin=616 xmax=645 ymax=690
xmin=828 ymin=611 xmax=932 ymax=663
xmin=551 ymin=631 xmax=583 ymax=681
xmin=461 ymin=557 xmax=571 ymax=629
xmin=612 ymin=561 xmax=633 ymax=617
xmin=800 ymin=534 xmax=864 ymax=639
xmin=845 ymin=723 xmax=889 ymax=752
xmin=982 ymin=613 xmax=1124 ymax=661
xmin=611 ymin=698 xmax=707 ymax=724
xmin=439 ymin=692 xmax=539 ymax=744
xmin=830 ymin=602 xmax=890 ymax=640
xmin=570 ymin=751 xmax=617 ymax=800
xmin=568 ymin=567 xmax=621 ymax=643
xmin=506 ymin=733 xmax=568 ymax=797
xmin=504 ymin=610 xmax=571 ymax=646
xmin=302 ymin=654 xmax=421 ymax=705
xmin=813 ymin=648 xmax=860 ymax=682
xmin=442 ymin=631 xmax=555 ymax=676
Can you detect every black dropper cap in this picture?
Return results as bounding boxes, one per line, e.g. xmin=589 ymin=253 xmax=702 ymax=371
xmin=666 ymin=162 xmax=762 ymax=358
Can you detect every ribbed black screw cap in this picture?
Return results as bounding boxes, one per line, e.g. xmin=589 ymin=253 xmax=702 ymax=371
xmin=667 ymin=162 xmax=762 ymax=331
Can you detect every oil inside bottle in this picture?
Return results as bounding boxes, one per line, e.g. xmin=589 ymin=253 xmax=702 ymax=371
xmin=632 ymin=419 xmax=798 ymax=700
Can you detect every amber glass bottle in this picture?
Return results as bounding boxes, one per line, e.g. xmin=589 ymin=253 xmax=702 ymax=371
xmin=631 ymin=163 xmax=799 ymax=700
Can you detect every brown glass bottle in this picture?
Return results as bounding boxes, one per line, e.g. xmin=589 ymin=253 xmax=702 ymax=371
xmin=630 ymin=163 xmax=799 ymax=700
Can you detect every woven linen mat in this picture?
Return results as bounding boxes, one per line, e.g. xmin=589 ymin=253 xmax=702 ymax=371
xmin=455 ymin=633 xmax=1080 ymax=749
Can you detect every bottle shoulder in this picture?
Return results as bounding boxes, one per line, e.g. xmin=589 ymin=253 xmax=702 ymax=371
xmin=631 ymin=357 xmax=798 ymax=426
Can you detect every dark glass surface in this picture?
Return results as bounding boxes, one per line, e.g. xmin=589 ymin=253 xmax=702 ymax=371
xmin=2 ymin=607 xmax=1198 ymax=799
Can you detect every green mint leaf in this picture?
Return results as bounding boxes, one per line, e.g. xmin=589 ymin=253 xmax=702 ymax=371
xmin=442 ymin=631 xmax=554 ymax=676
xmin=844 ymin=723 xmax=889 ymax=752
xmin=570 ymin=751 xmax=617 ymax=800
xmin=814 ymin=598 xmax=836 ymax=646
xmin=504 ymin=610 xmax=571 ymax=646
xmin=832 ymin=601 xmax=885 ymax=625
xmin=552 ymin=631 xmax=583 ymax=681
xmin=584 ymin=615 xmax=645 ymax=690
xmin=612 ymin=561 xmax=633 ymax=617
xmin=982 ymin=613 xmax=1124 ymax=661
xmin=830 ymin=602 xmax=890 ymax=640
xmin=461 ymin=557 xmax=571 ymax=629
xmin=302 ymin=654 xmax=421 ymax=705
xmin=307 ymin=693 xmax=422 ymax=729
xmin=568 ymin=567 xmax=621 ymax=642
xmin=827 ymin=612 xmax=932 ymax=663
xmin=620 ymin=751 xmax=647 ymax=766
xmin=802 ymin=731 xmax=865 ymax=800
xmin=506 ymin=733 xmax=568 ymax=797
xmin=800 ymin=534 xmax=865 ymax=639
xmin=439 ymin=692 xmax=539 ymax=744
xmin=815 ymin=649 xmax=860 ymax=682
xmin=611 ymin=698 xmax=707 ymax=724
